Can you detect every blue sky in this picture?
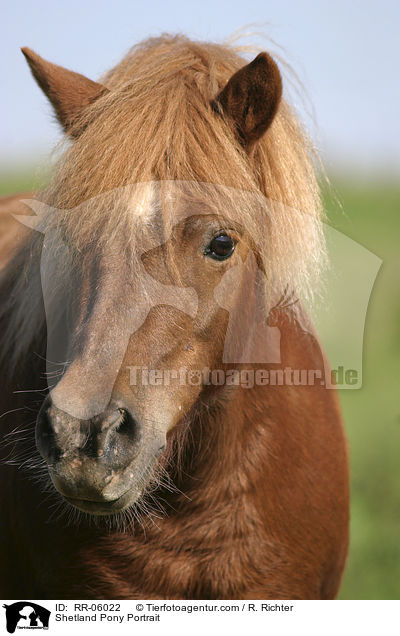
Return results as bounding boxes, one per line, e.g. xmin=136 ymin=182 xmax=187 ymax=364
xmin=2 ymin=0 xmax=399 ymax=175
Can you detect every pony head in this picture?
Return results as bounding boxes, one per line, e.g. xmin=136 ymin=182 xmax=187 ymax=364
xmin=8 ymin=36 xmax=324 ymax=515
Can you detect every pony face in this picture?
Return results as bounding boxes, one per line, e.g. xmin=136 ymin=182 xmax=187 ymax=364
xmin=27 ymin=184 xmax=262 ymax=514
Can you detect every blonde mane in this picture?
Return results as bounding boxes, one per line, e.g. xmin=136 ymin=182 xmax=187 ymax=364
xmin=1 ymin=34 xmax=325 ymax=368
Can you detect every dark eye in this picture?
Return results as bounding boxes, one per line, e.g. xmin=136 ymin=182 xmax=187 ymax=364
xmin=205 ymin=233 xmax=236 ymax=261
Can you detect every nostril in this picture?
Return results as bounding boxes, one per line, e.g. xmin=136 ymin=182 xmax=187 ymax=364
xmin=99 ymin=408 xmax=140 ymax=469
xmin=115 ymin=408 xmax=137 ymax=441
xmin=36 ymin=402 xmax=60 ymax=463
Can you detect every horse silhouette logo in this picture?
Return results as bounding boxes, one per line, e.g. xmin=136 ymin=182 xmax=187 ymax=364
xmin=13 ymin=182 xmax=381 ymax=405
xmin=3 ymin=602 xmax=50 ymax=633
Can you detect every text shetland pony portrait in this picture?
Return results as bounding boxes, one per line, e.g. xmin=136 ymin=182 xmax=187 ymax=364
xmin=0 ymin=35 xmax=348 ymax=599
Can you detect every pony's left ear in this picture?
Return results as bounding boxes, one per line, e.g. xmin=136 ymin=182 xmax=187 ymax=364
xmin=21 ymin=47 xmax=108 ymax=137
xmin=212 ymin=52 xmax=282 ymax=153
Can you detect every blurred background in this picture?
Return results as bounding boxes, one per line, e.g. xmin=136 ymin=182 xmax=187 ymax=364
xmin=1 ymin=0 xmax=399 ymax=599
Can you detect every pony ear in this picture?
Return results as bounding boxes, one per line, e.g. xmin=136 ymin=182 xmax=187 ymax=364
xmin=21 ymin=47 xmax=108 ymax=137
xmin=212 ymin=52 xmax=282 ymax=153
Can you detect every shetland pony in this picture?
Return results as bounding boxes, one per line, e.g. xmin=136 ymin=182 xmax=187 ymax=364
xmin=0 ymin=35 xmax=348 ymax=599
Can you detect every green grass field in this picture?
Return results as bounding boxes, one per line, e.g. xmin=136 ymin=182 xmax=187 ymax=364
xmin=323 ymin=180 xmax=400 ymax=599
xmin=0 ymin=170 xmax=398 ymax=599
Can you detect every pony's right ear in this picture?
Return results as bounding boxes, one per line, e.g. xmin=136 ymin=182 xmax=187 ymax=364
xmin=21 ymin=47 xmax=108 ymax=137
